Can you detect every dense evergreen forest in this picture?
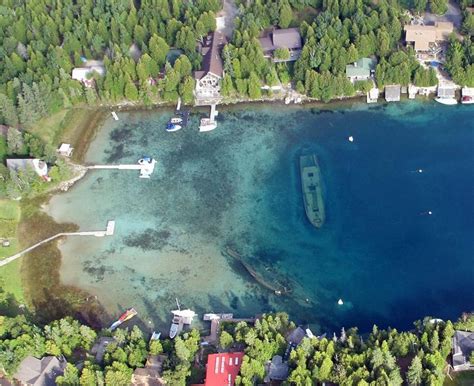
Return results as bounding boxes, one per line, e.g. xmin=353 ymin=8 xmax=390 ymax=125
xmin=1 ymin=304 xmax=474 ymax=385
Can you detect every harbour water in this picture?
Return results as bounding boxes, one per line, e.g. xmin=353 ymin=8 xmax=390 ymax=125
xmin=46 ymin=101 xmax=474 ymax=333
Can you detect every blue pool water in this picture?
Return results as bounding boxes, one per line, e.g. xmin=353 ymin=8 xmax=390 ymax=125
xmin=47 ymin=101 xmax=474 ymax=333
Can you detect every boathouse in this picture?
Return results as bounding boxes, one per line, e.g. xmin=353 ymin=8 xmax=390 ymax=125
xmin=259 ymin=28 xmax=302 ymax=62
xmin=385 ymin=85 xmax=401 ymax=102
xmin=194 ymin=32 xmax=227 ymax=105
xmin=452 ymin=331 xmax=474 ymax=371
xmin=345 ymin=57 xmax=377 ymax=82
xmin=13 ymin=356 xmax=67 ymax=386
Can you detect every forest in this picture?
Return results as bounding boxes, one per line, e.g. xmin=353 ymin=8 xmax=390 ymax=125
xmin=1 ymin=293 xmax=474 ymax=386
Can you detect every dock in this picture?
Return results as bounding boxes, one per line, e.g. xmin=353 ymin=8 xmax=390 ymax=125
xmin=0 ymin=221 xmax=115 ymax=267
xmin=111 ymin=111 xmax=119 ymax=121
xmin=202 ymin=313 xmax=256 ymax=343
xmin=87 ymin=158 xmax=156 ymax=178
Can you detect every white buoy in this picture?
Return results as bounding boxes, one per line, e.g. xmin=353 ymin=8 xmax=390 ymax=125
xmin=338 ymin=298 xmax=344 ymax=305
xmin=428 ymin=211 xmax=432 ymax=215
xmin=418 ymin=169 xmax=423 ymax=173
xmin=111 ymin=111 xmax=119 ymax=121
xmin=348 ymin=136 xmax=354 ymax=142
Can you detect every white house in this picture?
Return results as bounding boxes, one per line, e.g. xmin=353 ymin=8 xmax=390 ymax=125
xmin=72 ymin=60 xmax=105 ymax=88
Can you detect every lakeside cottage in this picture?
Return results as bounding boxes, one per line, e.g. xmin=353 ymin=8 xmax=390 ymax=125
xmin=345 ymin=57 xmax=377 ymax=82
xmin=193 ymin=352 xmax=244 ymax=386
xmin=13 ymin=356 xmax=67 ymax=386
xmin=194 ymin=31 xmax=227 ymax=105
xmin=71 ymin=60 xmax=105 ymax=88
xmin=6 ymin=158 xmax=49 ymax=180
xmin=404 ymin=22 xmax=453 ymax=52
xmin=264 ymin=355 xmax=289 ymax=383
xmin=452 ymin=331 xmax=474 ymax=371
xmin=259 ymin=27 xmax=303 ymax=62
xmin=385 ymin=85 xmax=401 ymax=102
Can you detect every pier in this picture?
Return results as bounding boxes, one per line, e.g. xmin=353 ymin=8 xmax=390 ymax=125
xmin=0 ymin=221 xmax=115 ymax=267
xmin=87 ymin=158 xmax=156 ymax=178
xmin=202 ymin=313 xmax=256 ymax=343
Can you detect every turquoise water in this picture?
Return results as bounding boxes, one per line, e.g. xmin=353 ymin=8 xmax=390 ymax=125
xmin=47 ymin=101 xmax=474 ymax=333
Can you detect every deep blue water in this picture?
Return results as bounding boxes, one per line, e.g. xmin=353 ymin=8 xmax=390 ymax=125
xmin=49 ymin=101 xmax=474 ymax=333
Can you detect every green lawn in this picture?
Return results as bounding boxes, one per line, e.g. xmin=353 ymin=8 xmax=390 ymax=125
xmin=0 ymin=258 xmax=24 ymax=303
xmin=444 ymin=371 xmax=474 ymax=386
xmin=0 ymin=199 xmax=20 ymax=259
xmin=29 ymin=109 xmax=69 ymax=144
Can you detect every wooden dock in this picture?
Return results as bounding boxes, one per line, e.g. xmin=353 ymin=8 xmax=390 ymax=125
xmin=0 ymin=221 xmax=115 ymax=267
xmin=202 ymin=314 xmax=256 ymax=343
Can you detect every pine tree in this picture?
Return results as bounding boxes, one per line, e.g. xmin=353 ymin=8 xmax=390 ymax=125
xmin=279 ymin=2 xmax=293 ymax=29
xmin=430 ymin=0 xmax=448 ymax=15
xmin=248 ymin=72 xmax=262 ymax=99
xmin=407 ymin=356 xmax=423 ymax=385
xmin=0 ymin=93 xmax=18 ymax=127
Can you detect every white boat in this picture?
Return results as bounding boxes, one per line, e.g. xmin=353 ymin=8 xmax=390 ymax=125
xmin=199 ymin=118 xmax=217 ymax=132
xmin=435 ymin=97 xmax=457 ymax=105
xmin=166 ymin=123 xmax=182 ymax=132
xmin=169 ymin=314 xmax=180 ymax=339
xmin=170 ymin=117 xmax=183 ymax=124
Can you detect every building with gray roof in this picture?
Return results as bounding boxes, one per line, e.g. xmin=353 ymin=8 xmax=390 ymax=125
xmin=13 ymin=356 xmax=66 ymax=386
xmin=259 ymin=28 xmax=302 ymax=62
xmin=452 ymin=331 xmax=474 ymax=371
xmin=385 ymin=85 xmax=401 ymax=102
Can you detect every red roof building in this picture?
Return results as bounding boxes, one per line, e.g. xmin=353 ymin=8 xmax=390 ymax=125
xmin=198 ymin=352 xmax=245 ymax=386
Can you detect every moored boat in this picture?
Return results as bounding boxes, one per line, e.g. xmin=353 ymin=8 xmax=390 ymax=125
xmin=434 ymin=97 xmax=458 ymax=105
xmin=166 ymin=122 xmax=182 ymax=132
xmin=109 ymin=308 xmax=138 ymax=330
xmin=300 ymin=154 xmax=325 ymax=228
xmin=199 ymin=118 xmax=217 ymax=132
xmin=461 ymin=95 xmax=474 ymax=104
xmin=170 ymin=117 xmax=183 ymax=124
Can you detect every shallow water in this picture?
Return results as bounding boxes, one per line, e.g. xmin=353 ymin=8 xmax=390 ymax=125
xmin=46 ymin=101 xmax=474 ymax=333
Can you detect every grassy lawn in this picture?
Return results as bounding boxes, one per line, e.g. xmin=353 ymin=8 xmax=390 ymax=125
xmin=0 ymin=199 xmax=20 ymax=259
xmin=29 ymin=109 xmax=69 ymax=144
xmin=0 ymin=258 xmax=24 ymax=303
xmin=444 ymin=371 xmax=474 ymax=386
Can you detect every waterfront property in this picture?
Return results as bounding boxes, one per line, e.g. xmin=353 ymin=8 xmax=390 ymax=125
xmin=57 ymin=143 xmax=74 ymax=157
xmin=264 ymin=355 xmax=289 ymax=383
xmin=452 ymin=331 xmax=474 ymax=371
xmin=13 ymin=356 xmax=67 ymax=386
xmin=194 ymin=32 xmax=227 ymax=105
xmin=6 ymin=158 xmax=49 ymax=180
xmin=71 ymin=60 xmax=105 ymax=88
xmin=385 ymin=85 xmax=401 ymax=102
xmin=345 ymin=57 xmax=377 ymax=82
xmin=404 ymin=22 xmax=453 ymax=52
xmin=259 ymin=27 xmax=302 ymax=62
xmin=194 ymin=352 xmax=244 ymax=386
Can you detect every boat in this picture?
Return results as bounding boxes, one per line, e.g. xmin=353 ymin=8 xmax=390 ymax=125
xmin=434 ymin=97 xmax=457 ymax=105
xmin=300 ymin=155 xmax=325 ymax=228
xmin=109 ymin=308 xmax=137 ymax=330
xmin=169 ymin=299 xmax=196 ymax=338
xmin=170 ymin=117 xmax=183 ymax=124
xmin=461 ymin=95 xmax=474 ymax=104
xmin=166 ymin=122 xmax=182 ymax=132
xmin=169 ymin=313 xmax=181 ymax=339
xmin=199 ymin=118 xmax=217 ymax=132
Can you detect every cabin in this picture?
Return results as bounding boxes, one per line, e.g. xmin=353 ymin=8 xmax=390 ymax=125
xmin=404 ymin=22 xmax=453 ymax=52
xmin=452 ymin=331 xmax=474 ymax=371
xmin=259 ymin=28 xmax=302 ymax=62
xmin=13 ymin=356 xmax=67 ymax=386
xmin=6 ymin=158 xmax=49 ymax=180
xmin=287 ymin=326 xmax=306 ymax=345
xmin=385 ymin=85 xmax=401 ymax=102
xmin=264 ymin=355 xmax=289 ymax=383
xmin=194 ymin=32 xmax=227 ymax=105
xmin=131 ymin=355 xmax=166 ymax=386
xmin=71 ymin=60 xmax=105 ymax=88
xmin=345 ymin=57 xmax=377 ymax=82
xmin=57 ymin=143 xmax=73 ymax=157
xmin=193 ymin=352 xmax=244 ymax=386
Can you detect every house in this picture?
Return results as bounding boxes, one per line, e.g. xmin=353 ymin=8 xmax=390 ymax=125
xmin=259 ymin=28 xmax=302 ymax=62
xmin=194 ymin=32 xmax=227 ymax=104
xmin=264 ymin=355 xmax=289 ymax=382
xmin=286 ymin=326 xmax=306 ymax=346
xmin=404 ymin=22 xmax=453 ymax=52
xmin=13 ymin=356 xmax=67 ymax=386
xmin=345 ymin=57 xmax=377 ymax=82
xmin=57 ymin=143 xmax=73 ymax=157
xmin=6 ymin=159 xmax=49 ymax=179
xmin=437 ymin=85 xmax=456 ymax=99
xmin=452 ymin=331 xmax=474 ymax=371
xmin=385 ymin=85 xmax=401 ymax=102
xmin=72 ymin=60 xmax=105 ymax=88
xmin=193 ymin=352 xmax=244 ymax=386
xmin=131 ymin=355 xmax=166 ymax=386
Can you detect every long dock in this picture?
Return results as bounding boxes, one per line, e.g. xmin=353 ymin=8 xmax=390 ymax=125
xmin=0 ymin=221 xmax=115 ymax=267
xmin=87 ymin=158 xmax=156 ymax=178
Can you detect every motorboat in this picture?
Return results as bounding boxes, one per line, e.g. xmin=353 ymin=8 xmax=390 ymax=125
xmin=109 ymin=308 xmax=137 ymax=330
xmin=199 ymin=118 xmax=217 ymax=132
xmin=170 ymin=117 xmax=183 ymax=124
xmin=434 ymin=97 xmax=457 ymax=105
xmin=166 ymin=122 xmax=182 ymax=132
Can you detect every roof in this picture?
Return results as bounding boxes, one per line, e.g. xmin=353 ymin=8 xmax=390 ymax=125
xmin=435 ymin=21 xmax=454 ymax=40
xmin=438 ymin=85 xmax=455 ymax=97
xmin=462 ymin=87 xmax=474 ymax=97
xmin=197 ymin=31 xmax=227 ymax=79
xmin=287 ymin=327 xmax=306 ymax=345
xmin=259 ymin=36 xmax=274 ymax=52
xmin=204 ymin=352 xmax=244 ymax=386
xmin=6 ymin=158 xmax=48 ymax=176
xmin=14 ymin=356 xmax=66 ymax=386
xmin=385 ymin=85 xmax=401 ymax=101
xmin=272 ymin=28 xmax=302 ymax=50
xmin=71 ymin=65 xmax=105 ymax=82
xmin=346 ymin=57 xmax=377 ymax=77
xmin=131 ymin=368 xmax=166 ymax=386
xmin=268 ymin=355 xmax=289 ymax=381
xmin=404 ymin=25 xmax=437 ymax=51
xmin=453 ymin=331 xmax=474 ymax=369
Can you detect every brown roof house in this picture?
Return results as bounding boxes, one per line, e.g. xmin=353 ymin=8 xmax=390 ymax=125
xmin=404 ymin=22 xmax=453 ymax=51
xmin=259 ymin=28 xmax=302 ymax=62
xmin=194 ymin=32 xmax=227 ymax=105
xmin=13 ymin=356 xmax=67 ymax=386
xmin=131 ymin=355 xmax=166 ymax=386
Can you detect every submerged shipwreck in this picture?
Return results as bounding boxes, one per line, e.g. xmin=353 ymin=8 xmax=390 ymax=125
xmin=300 ymin=154 xmax=325 ymax=228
